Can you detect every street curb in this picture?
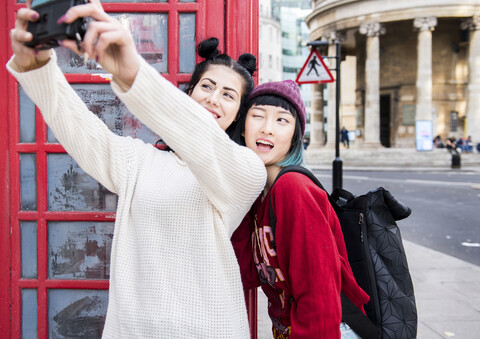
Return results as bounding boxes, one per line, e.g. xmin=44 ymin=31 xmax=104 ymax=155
xmin=308 ymin=165 xmax=480 ymax=173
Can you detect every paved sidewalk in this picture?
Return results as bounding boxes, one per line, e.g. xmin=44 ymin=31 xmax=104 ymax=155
xmin=404 ymin=241 xmax=480 ymax=338
xmin=256 ymin=240 xmax=480 ymax=339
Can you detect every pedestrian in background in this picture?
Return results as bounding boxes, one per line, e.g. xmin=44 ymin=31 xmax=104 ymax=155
xmin=341 ymin=126 xmax=350 ymax=148
xmin=231 ymin=80 xmax=369 ymax=338
xmin=302 ymin=137 xmax=310 ymax=150
xmin=8 ymin=1 xmax=266 ymax=337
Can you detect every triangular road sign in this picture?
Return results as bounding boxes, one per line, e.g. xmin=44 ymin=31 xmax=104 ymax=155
xmin=296 ymin=49 xmax=334 ymax=84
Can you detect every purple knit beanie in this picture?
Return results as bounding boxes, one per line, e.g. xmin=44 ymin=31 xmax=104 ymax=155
xmin=247 ymin=80 xmax=306 ymax=136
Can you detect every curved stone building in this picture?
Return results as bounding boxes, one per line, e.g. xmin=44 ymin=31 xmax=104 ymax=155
xmin=306 ymin=0 xmax=480 ymax=149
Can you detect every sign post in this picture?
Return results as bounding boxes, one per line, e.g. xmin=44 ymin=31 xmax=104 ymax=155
xmin=304 ymin=40 xmax=343 ymax=191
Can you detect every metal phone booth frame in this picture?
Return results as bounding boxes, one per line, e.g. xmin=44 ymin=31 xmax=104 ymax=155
xmin=0 ymin=0 xmax=259 ymax=337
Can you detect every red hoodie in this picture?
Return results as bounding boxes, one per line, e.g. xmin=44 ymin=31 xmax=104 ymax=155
xmin=232 ymin=172 xmax=369 ymax=339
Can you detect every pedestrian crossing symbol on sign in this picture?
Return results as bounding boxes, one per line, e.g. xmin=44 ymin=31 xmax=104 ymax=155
xmin=296 ymin=49 xmax=334 ymax=84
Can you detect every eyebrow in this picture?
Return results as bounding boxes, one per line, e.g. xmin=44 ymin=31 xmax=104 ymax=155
xmin=252 ymin=106 xmax=293 ymax=115
xmin=203 ymin=78 xmax=239 ymax=96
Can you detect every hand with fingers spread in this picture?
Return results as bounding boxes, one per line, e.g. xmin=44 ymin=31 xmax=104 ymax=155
xmin=60 ymin=0 xmax=140 ymax=89
xmin=10 ymin=0 xmax=51 ymax=72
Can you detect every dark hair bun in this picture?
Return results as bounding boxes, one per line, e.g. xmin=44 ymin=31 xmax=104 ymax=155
xmin=237 ymin=53 xmax=257 ymax=76
xmin=197 ymin=37 xmax=220 ymax=60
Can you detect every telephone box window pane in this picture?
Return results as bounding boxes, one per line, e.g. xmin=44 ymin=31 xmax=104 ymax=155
xmin=55 ymin=46 xmax=104 ymax=74
xmin=47 ymin=154 xmax=118 ymax=212
xmin=47 ymin=127 xmax=55 ymax=143
xmin=19 ymin=86 xmax=36 ymax=143
xmin=49 ymin=289 xmax=108 ymax=338
xmin=178 ymin=83 xmax=189 ymax=92
xmin=120 ymin=13 xmax=168 ymax=73
xmin=47 ymin=84 xmax=159 ymax=144
xmin=48 ymin=221 xmax=114 ymax=280
xmin=56 ymin=13 xmax=168 ymax=73
xmin=179 ymin=13 xmax=196 ymax=73
xmin=21 ymin=222 xmax=38 ymax=279
xmin=21 ymin=289 xmax=37 ymax=339
xmin=102 ymin=0 xmax=167 ymax=2
xmin=20 ymin=154 xmax=37 ymax=211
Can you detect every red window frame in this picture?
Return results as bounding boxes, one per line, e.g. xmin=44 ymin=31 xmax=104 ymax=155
xmin=1 ymin=0 xmax=259 ymax=338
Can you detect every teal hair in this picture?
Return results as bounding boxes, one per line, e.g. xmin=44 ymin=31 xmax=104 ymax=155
xmin=276 ymin=113 xmax=307 ymax=167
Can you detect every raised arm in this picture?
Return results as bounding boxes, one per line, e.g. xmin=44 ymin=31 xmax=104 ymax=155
xmin=13 ymin=1 xmax=266 ymax=231
xmin=7 ymin=51 xmax=150 ymax=195
xmin=7 ymin=3 xmax=148 ymax=193
xmin=61 ymin=1 xmax=266 ymax=229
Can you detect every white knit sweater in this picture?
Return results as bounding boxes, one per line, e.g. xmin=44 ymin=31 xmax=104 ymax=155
xmin=8 ymin=52 xmax=266 ymax=338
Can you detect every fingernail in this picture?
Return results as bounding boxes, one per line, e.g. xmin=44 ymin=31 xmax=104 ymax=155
xmin=34 ymin=50 xmax=39 ymax=56
xmin=32 ymin=13 xmax=39 ymax=20
xmin=57 ymin=40 xmax=63 ymax=46
xmin=24 ymin=32 xmax=32 ymax=40
xmin=57 ymin=14 xmax=68 ymax=24
xmin=95 ymin=56 xmax=99 ymax=62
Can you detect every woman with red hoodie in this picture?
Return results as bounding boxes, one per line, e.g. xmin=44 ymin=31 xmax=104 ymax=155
xmin=231 ymin=80 xmax=369 ymax=338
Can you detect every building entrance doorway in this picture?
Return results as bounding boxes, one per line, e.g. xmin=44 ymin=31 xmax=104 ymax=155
xmin=380 ymin=94 xmax=391 ymax=147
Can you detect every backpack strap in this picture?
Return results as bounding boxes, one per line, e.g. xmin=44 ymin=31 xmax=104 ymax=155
xmin=268 ymin=166 xmax=381 ymax=339
xmin=269 ymin=165 xmax=327 ymax=250
xmin=341 ymin=293 xmax=382 ymax=339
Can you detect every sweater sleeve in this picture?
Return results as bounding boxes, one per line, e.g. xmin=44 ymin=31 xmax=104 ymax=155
xmin=111 ymin=57 xmax=266 ymax=233
xmin=231 ymin=213 xmax=261 ymax=289
xmin=6 ymin=52 xmax=149 ymax=194
xmin=272 ymin=173 xmax=342 ymax=339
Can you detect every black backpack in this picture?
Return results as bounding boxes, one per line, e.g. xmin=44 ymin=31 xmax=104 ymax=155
xmin=268 ymin=165 xmax=417 ymax=339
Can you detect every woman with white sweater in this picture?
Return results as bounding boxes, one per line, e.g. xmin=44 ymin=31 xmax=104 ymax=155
xmin=8 ymin=1 xmax=266 ymax=338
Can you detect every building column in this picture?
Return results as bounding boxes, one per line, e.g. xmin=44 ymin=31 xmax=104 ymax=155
xmin=359 ymin=22 xmax=385 ymax=147
xmin=413 ymin=17 xmax=437 ymax=122
xmin=462 ymin=15 xmax=480 ymax=142
xmin=325 ymin=32 xmax=339 ymax=148
xmin=308 ymin=83 xmax=325 ymax=149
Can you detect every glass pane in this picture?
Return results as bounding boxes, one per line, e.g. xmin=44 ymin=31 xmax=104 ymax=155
xmin=21 ymin=289 xmax=37 ymax=339
xmin=102 ymin=0 xmax=167 ymax=2
xmin=48 ymin=221 xmax=114 ymax=280
xmin=57 ymin=13 xmax=168 ymax=73
xmin=180 ymin=0 xmax=197 ymax=2
xmin=19 ymin=86 xmax=36 ymax=143
xmin=47 ymin=84 xmax=159 ymax=144
xmin=178 ymin=83 xmax=189 ymax=92
xmin=47 ymin=154 xmax=118 ymax=212
xmin=54 ymin=46 xmax=101 ymax=74
xmin=21 ymin=222 xmax=37 ymax=279
xmin=20 ymin=154 xmax=37 ymax=211
xmin=179 ymin=13 xmax=196 ymax=73
xmin=123 ymin=14 xmax=168 ymax=73
xmin=49 ymin=289 xmax=108 ymax=338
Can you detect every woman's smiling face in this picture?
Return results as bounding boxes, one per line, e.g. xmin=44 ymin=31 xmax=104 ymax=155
xmin=189 ymin=65 xmax=244 ymax=131
xmin=244 ymin=104 xmax=296 ymax=166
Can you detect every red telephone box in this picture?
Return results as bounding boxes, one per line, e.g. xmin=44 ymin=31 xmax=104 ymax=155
xmin=0 ymin=1 xmax=259 ymax=337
